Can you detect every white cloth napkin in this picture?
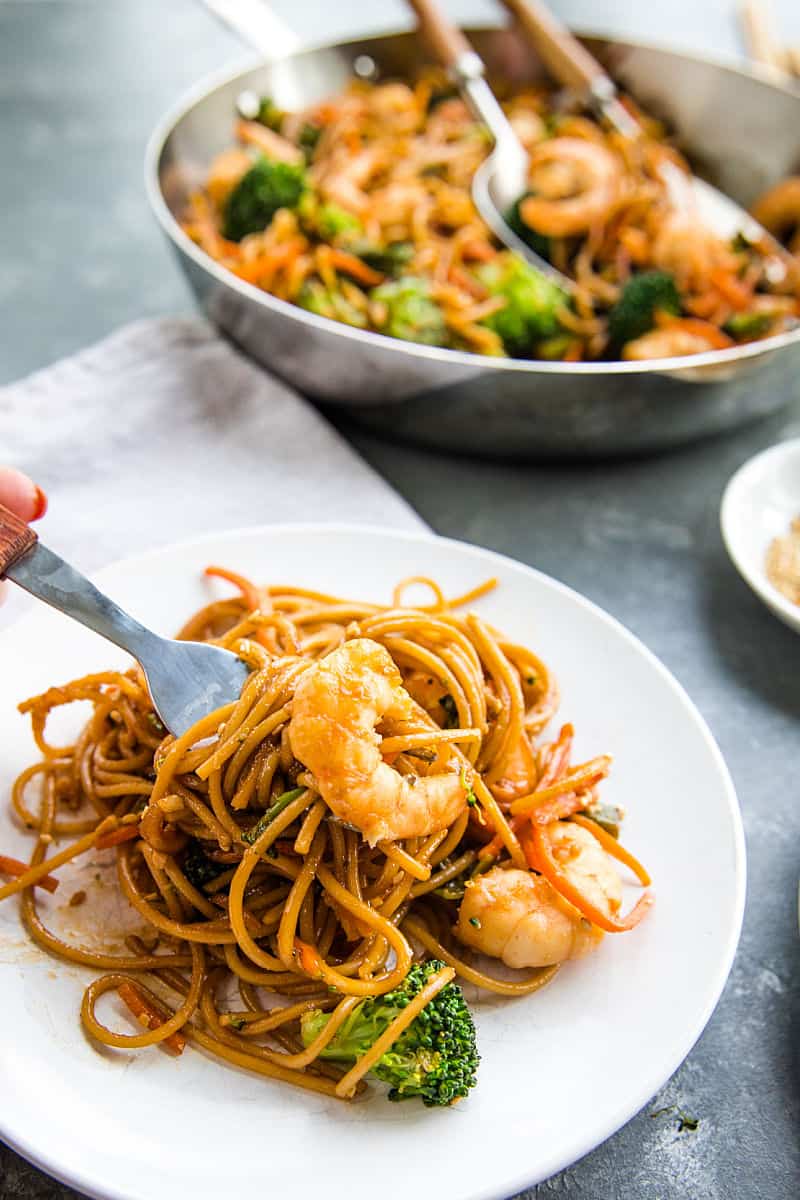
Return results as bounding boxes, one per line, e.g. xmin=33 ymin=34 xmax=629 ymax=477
xmin=0 ymin=316 xmax=424 ymax=625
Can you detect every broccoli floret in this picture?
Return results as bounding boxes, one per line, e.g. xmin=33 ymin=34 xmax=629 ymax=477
xmin=298 ymin=280 xmax=368 ymax=329
xmin=298 ymin=193 xmax=363 ymax=242
xmin=369 ymin=276 xmax=448 ymax=346
xmin=505 ymin=194 xmax=551 ymax=261
xmin=475 ymin=252 xmax=568 ymax=355
xmin=223 ymin=157 xmax=307 ymax=242
xmin=607 ymin=270 xmax=680 ymax=348
xmin=300 ymin=960 xmax=479 ymax=1106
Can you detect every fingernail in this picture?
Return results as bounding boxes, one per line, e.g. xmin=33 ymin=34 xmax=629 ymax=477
xmin=31 ymin=486 xmax=48 ymax=521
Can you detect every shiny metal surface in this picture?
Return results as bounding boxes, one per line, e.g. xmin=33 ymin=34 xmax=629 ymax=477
xmin=7 ymin=542 xmax=249 ymax=735
xmin=146 ymin=27 xmax=800 ymax=458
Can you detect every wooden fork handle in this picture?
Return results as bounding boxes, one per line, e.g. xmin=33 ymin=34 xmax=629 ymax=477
xmin=499 ymin=0 xmax=607 ymax=91
xmin=0 ymin=503 xmax=38 ymax=577
xmin=407 ymin=0 xmax=475 ymax=71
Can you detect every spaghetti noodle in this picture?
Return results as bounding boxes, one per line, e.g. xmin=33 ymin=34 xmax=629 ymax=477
xmin=2 ymin=570 xmax=652 ymax=1103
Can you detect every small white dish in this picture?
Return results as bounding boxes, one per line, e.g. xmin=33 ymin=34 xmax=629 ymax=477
xmin=0 ymin=524 xmax=745 ymax=1200
xmin=721 ymin=438 xmax=800 ymax=634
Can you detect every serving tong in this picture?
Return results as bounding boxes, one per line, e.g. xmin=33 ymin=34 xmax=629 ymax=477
xmin=0 ymin=505 xmax=249 ymax=737
xmin=408 ymin=0 xmax=793 ymax=289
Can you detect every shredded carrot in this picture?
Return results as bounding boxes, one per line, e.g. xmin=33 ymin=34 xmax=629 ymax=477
xmin=480 ymin=724 xmax=576 ymax=859
xmin=294 ymin=937 xmax=323 ymax=977
xmin=684 ymin=292 xmax=720 ymax=319
xmin=523 ymin=822 xmax=653 ymax=933
xmin=510 ymin=755 xmax=612 ymax=816
xmin=95 ymin=825 xmax=140 ymax=852
xmin=204 ymin=566 xmax=263 ymax=613
xmin=447 ymin=264 xmax=489 ymax=299
xmin=0 ymin=855 xmax=59 ymax=894
xmin=460 ymin=240 xmax=497 ymax=263
xmin=231 ymin=238 xmax=305 ymax=286
xmin=117 ymin=981 xmax=186 ymax=1055
xmin=570 ymin=813 xmax=651 ymax=886
xmin=327 ymin=249 xmax=385 ymax=287
xmin=709 ymin=267 xmax=752 ymax=311
xmin=563 ymin=340 xmax=584 ymax=362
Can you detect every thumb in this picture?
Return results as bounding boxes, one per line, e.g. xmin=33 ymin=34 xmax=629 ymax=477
xmin=0 ymin=468 xmax=47 ymax=522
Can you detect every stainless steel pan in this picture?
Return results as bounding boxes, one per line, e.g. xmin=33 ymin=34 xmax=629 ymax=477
xmin=146 ymin=27 xmax=800 ymax=458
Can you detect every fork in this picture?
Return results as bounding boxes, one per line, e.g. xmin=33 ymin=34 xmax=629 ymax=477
xmin=0 ymin=504 xmax=249 ymax=736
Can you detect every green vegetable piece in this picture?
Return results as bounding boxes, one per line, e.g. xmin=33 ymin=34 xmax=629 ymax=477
xmin=182 ymin=842 xmax=227 ymax=889
xmin=581 ymin=800 xmax=624 ymax=840
xmin=347 ymin=239 xmax=414 ymax=277
xmin=427 ymin=87 xmax=458 ymax=112
xmin=536 ymin=334 xmax=573 ymax=361
xmin=369 ymin=276 xmax=448 ymax=346
xmin=298 ymin=280 xmax=368 ymax=329
xmin=505 ymin=194 xmax=551 ymax=260
xmin=242 ymin=788 xmax=305 ymax=846
xmin=298 ymin=122 xmax=322 ymax=158
xmin=298 ymin=193 xmax=363 ymax=242
xmin=434 ymin=872 xmax=468 ymax=901
xmin=255 ymin=96 xmax=284 ymax=132
xmin=607 ymin=270 xmax=680 ymax=348
xmin=300 ymin=959 xmax=479 ymax=1106
xmin=723 ymin=310 xmax=774 ymax=341
xmin=439 ymin=694 xmax=459 ymax=729
xmin=223 ymin=157 xmax=307 ymax=242
xmin=475 ymin=252 xmax=569 ymax=355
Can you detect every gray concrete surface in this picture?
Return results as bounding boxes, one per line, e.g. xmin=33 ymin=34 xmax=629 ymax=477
xmin=1 ymin=2 xmax=799 ymax=1197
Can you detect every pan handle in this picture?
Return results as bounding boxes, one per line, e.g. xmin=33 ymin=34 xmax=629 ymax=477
xmin=200 ymin=0 xmax=301 ymax=59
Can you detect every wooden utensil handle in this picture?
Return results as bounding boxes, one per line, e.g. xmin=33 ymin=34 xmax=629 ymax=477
xmin=500 ymin=0 xmax=606 ymax=91
xmin=0 ymin=503 xmax=38 ymax=576
xmin=407 ymin=0 xmax=474 ymax=69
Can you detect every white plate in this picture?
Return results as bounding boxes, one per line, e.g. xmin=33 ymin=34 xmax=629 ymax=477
xmin=721 ymin=438 xmax=800 ymax=634
xmin=0 ymin=524 xmax=745 ymax=1200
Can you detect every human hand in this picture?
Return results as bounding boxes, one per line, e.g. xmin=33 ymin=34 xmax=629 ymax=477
xmin=0 ymin=468 xmax=48 ymax=606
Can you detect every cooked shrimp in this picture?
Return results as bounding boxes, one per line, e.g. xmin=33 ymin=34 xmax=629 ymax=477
xmin=490 ymin=734 xmax=538 ymax=804
xmin=750 ymin=177 xmax=800 ymax=252
xmin=235 ymin=119 xmax=304 ymax=165
xmin=456 ymin=823 xmax=622 ymax=968
xmin=315 ymin=147 xmax=385 ymax=216
xmin=650 ymin=211 xmax=738 ymax=292
xmin=288 ymin=638 xmax=466 ymax=845
xmin=520 ymin=138 xmax=619 ymax=237
xmin=622 ymin=324 xmax=729 ymax=360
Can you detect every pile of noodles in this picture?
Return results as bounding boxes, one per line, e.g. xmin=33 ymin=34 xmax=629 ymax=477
xmin=182 ymin=71 xmax=800 ymax=362
xmin=0 ymin=571 xmax=650 ymax=1099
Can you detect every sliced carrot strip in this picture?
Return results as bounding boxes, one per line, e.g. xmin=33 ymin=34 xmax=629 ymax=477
xmin=523 ymin=822 xmax=653 ymax=933
xmin=327 ymin=249 xmax=384 ymax=287
xmin=510 ymin=755 xmax=612 ymax=815
xmin=295 ymin=937 xmax=323 ymax=977
xmin=204 ymin=565 xmax=263 ymax=612
xmin=95 ymin=825 xmax=141 ymax=851
xmin=570 ymin=813 xmax=652 ymax=886
xmin=709 ymin=267 xmax=752 ymax=311
xmin=460 ymin=240 xmax=497 ymax=263
xmin=117 ymin=981 xmax=186 ymax=1055
xmin=0 ymin=855 xmax=59 ymax=894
